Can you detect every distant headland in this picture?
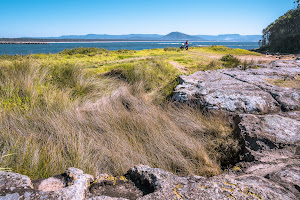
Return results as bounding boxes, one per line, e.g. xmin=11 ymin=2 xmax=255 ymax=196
xmin=1 ymin=32 xmax=262 ymax=43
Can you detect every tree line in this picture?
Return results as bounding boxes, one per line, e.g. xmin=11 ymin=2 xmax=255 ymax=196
xmin=260 ymin=1 xmax=300 ymax=53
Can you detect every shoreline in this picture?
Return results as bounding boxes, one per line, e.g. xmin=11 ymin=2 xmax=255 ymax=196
xmin=0 ymin=42 xmax=260 ymax=56
xmin=0 ymin=40 xmax=258 ymax=44
xmin=0 ymin=42 xmax=49 ymax=44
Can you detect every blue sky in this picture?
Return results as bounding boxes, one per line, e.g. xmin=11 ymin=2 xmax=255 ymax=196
xmin=0 ymin=0 xmax=297 ymax=37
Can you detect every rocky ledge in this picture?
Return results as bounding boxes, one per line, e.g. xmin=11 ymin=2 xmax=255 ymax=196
xmin=1 ymin=60 xmax=299 ymax=199
xmin=174 ymin=60 xmax=300 ymax=113
xmin=1 ymin=163 xmax=299 ymax=200
xmin=172 ymin=59 xmax=300 ymax=199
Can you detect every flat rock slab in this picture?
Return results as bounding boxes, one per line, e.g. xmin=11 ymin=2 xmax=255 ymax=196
xmin=174 ymin=60 xmax=300 ymax=113
xmin=174 ymin=71 xmax=280 ymax=114
xmin=265 ymin=165 xmax=300 ymax=196
xmin=236 ymin=113 xmax=300 ymax=166
xmin=279 ymin=111 xmax=300 ymax=121
xmin=238 ymin=114 xmax=300 ymax=147
xmin=222 ymin=66 xmax=300 ymax=111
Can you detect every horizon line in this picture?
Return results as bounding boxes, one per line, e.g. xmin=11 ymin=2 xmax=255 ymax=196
xmin=2 ymin=33 xmax=262 ymax=39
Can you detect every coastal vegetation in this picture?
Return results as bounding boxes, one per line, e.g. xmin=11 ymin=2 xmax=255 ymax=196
xmin=261 ymin=4 xmax=300 ymax=53
xmin=0 ymin=46 xmax=260 ymax=178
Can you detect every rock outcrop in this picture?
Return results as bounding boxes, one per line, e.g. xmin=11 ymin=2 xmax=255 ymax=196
xmin=173 ymin=59 xmax=300 ymax=199
xmin=1 ymin=164 xmax=299 ymax=200
xmin=127 ymin=164 xmax=299 ymax=200
xmin=174 ymin=60 xmax=300 ymax=113
xmin=0 ymin=168 xmax=91 ymax=200
xmin=1 ymin=60 xmax=299 ymax=199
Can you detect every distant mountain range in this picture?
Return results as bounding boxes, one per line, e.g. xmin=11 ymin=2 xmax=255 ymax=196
xmin=22 ymin=32 xmax=261 ymax=42
xmin=160 ymin=32 xmax=204 ymax=41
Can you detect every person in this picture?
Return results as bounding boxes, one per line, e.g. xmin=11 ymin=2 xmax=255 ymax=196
xmin=180 ymin=42 xmax=184 ymax=50
xmin=185 ymin=40 xmax=189 ymax=50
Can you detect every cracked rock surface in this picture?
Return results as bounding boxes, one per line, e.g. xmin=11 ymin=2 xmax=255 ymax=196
xmin=174 ymin=60 xmax=300 ymax=113
xmin=173 ymin=59 xmax=300 ymax=199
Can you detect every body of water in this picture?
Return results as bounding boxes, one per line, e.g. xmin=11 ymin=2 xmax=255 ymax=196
xmin=0 ymin=41 xmax=259 ymax=55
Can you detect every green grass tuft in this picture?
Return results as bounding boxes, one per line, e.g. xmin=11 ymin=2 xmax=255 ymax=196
xmin=220 ymin=54 xmax=241 ymax=68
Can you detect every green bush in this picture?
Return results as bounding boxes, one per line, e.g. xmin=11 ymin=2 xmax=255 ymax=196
xmin=50 ymin=64 xmax=81 ymax=88
xmin=115 ymin=49 xmax=136 ymax=54
xmin=103 ymin=58 xmax=180 ymax=103
xmin=205 ymin=60 xmax=221 ymax=70
xmin=60 ymin=47 xmax=108 ymax=55
xmin=220 ymin=54 xmax=241 ymax=68
xmin=209 ymin=45 xmax=230 ymax=52
xmin=164 ymin=47 xmax=181 ymax=52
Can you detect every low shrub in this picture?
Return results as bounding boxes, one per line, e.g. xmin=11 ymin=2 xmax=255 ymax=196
xmin=164 ymin=47 xmax=181 ymax=52
xmin=220 ymin=54 xmax=241 ymax=68
xmin=209 ymin=45 xmax=231 ymax=52
xmin=205 ymin=60 xmax=221 ymax=70
xmin=103 ymin=58 xmax=179 ymax=95
xmin=60 ymin=47 xmax=108 ymax=55
xmin=115 ymin=49 xmax=136 ymax=54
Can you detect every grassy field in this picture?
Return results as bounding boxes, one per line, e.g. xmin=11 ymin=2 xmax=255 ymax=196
xmin=0 ymin=46 xmax=261 ymax=179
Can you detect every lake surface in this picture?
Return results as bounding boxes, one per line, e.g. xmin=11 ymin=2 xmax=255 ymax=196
xmin=0 ymin=41 xmax=259 ymax=55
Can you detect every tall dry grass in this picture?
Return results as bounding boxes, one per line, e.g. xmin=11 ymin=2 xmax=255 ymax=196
xmin=0 ymin=59 xmax=240 ymax=179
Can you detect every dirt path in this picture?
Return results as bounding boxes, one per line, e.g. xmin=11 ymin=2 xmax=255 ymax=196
xmin=189 ymin=50 xmax=298 ymax=63
xmin=236 ymin=54 xmax=298 ymax=63
xmin=104 ymin=56 xmax=152 ymax=65
xmin=169 ymin=61 xmax=187 ymax=73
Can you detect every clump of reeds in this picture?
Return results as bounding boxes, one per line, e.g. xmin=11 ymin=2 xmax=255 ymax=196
xmin=0 ymin=58 xmax=240 ymax=179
